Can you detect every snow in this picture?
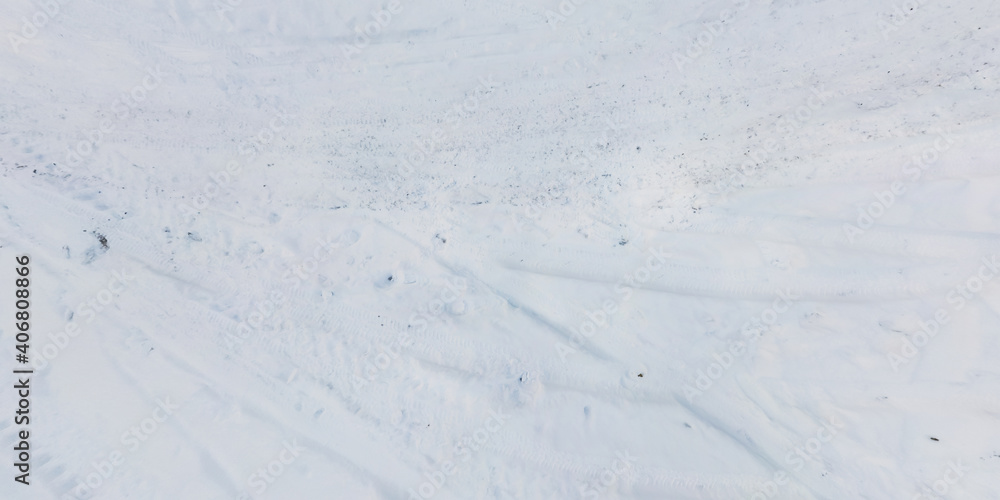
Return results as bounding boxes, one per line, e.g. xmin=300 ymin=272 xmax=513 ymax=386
xmin=1 ymin=0 xmax=999 ymax=499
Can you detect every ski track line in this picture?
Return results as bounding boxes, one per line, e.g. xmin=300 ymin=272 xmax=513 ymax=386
xmin=278 ymin=213 xmax=680 ymax=434
xmin=676 ymin=389 xmax=851 ymax=500
xmin=28 ymin=296 xmax=336 ymax=496
xmin=266 ymin=294 xmax=623 ymax=445
xmin=361 ymin=212 xmax=620 ymax=362
xmin=264 ymin=313 xmax=450 ymax=437
xmin=262 ymin=222 xmax=700 ymax=450
xmin=466 ymin=372 xmax=842 ymax=498
xmin=483 ymin=432 xmax=770 ymax=499
xmin=675 ymin=210 xmax=1000 ymax=259
xmin=128 ymin=291 xmax=426 ymax=498
xmin=435 ymin=250 xmax=620 ymax=363
xmin=97 ymin=340 xmax=246 ymax=494
xmin=290 ymin=293 xmax=690 ymax=414
xmin=368 ymin=319 xmax=694 ymax=414
xmin=177 ymin=290 xmax=438 ymax=440
xmin=180 ymin=278 xmax=541 ymax=472
xmin=7 ymin=225 xmax=824 ymax=498
xmin=349 ymin=215 xmax=746 ymax=406
xmin=733 ymin=375 xmax=861 ymax=496
xmin=7 ymin=191 xmax=880 ymax=500
xmin=757 ymin=378 xmax=1000 ymax=414
xmin=121 ymin=278 xmax=396 ymax=434
xmin=7 ymin=180 xmax=934 ymax=498
xmin=495 ymin=242 xmax=957 ymax=301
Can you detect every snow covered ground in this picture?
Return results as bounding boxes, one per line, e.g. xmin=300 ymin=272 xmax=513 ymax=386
xmin=1 ymin=0 xmax=1000 ymax=498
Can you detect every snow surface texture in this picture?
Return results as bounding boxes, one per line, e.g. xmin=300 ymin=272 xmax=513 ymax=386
xmin=1 ymin=0 xmax=1000 ymax=499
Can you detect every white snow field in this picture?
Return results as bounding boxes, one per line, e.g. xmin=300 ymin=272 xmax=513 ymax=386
xmin=2 ymin=0 xmax=1000 ymax=498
